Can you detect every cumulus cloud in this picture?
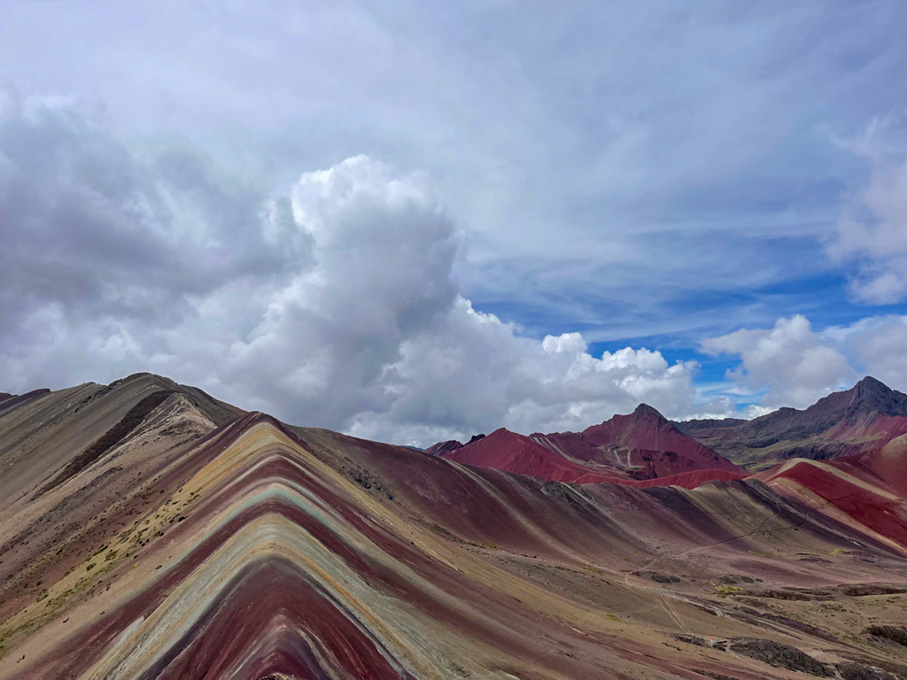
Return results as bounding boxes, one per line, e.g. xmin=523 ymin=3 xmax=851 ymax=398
xmin=351 ymin=306 xmax=706 ymax=444
xmin=701 ymin=315 xmax=856 ymax=409
xmin=0 ymin=91 xmax=312 ymax=388
xmin=8 ymin=93 xmax=907 ymax=443
xmin=0 ymin=93 xmax=713 ymax=445
xmin=702 ymin=313 xmax=907 ymax=411
xmin=828 ymin=117 xmax=907 ymax=303
xmin=832 ymin=315 xmax=907 ymax=391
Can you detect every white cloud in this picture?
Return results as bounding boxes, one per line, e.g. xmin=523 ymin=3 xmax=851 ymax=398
xmin=744 ymin=404 xmax=777 ymax=419
xmin=7 ymin=93 xmax=907 ymax=446
xmin=352 ymin=302 xmax=708 ymax=445
xmin=844 ymin=315 xmax=907 ymax=390
xmin=0 ymin=96 xmax=709 ymax=444
xmin=701 ymin=315 xmax=856 ymax=408
xmin=217 ymin=157 xmax=710 ymax=444
xmin=5 ymin=1 xmax=901 ymax=346
xmin=829 ymin=117 xmax=907 ymax=303
xmin=702 ymin=313 xmax=907 ymax=411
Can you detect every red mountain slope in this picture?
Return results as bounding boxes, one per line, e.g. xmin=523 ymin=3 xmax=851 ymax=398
xmin=582 ymin=404 xmax=744 ymax=477
xmin=442 ymin=428 xmax=619 ymax=483
xmin=761 ymin=458 xmax=907 ymax=550
xmin=573 ymin=467 xmax=747 ymax=489
xmin=3 ymin=373 xmax=907 ymax=679
xmin=839 ymin=433 xmax=907 ymax=497
xmin=441 ymin=405 xmax=743 ymax=488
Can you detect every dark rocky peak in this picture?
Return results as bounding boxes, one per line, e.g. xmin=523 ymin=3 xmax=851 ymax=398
xmin=108 ymin=372 xmax=178 ymax=391
xmin=699 ymin=377 xmax=907 ymax=454
xmin=427 ymin=433 xmax=487 ymax=456
xmin=847 ymin=376 xmax=907 ymax=418
xmin=795 ymin=376 xmax=907 ymax=429
xmin=632 ymin=403 xmax=668 ymax=423
xmin=855 ymin=375 xmax=890 ymax=394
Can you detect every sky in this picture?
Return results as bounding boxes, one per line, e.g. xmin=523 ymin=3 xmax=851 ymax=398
xmin=2 ymin=1 xmax=907 ymax=445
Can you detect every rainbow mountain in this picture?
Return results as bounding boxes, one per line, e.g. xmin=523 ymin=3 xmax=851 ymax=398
xmin=1 ymin=373 xmax=906 ymax=679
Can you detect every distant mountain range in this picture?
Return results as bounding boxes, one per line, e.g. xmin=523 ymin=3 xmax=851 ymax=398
xmin=1 ymin=373 xmax=906 ymax=679
xmin=428 ymin=375 xmax=907 ymax=478
xmin=424 ymin=375 xmax=907 ymax=548
xmin=677 ymin=376 xmax=907 ymax=468
xmin=430 ymin=403 xmax=744 ymax=489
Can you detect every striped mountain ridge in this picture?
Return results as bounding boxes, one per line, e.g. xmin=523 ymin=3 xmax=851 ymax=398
xmin=1 ymin=375 xmax=907 ymax=679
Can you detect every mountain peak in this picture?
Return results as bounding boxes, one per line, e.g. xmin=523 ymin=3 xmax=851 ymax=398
xmin=847 ymin=375 xmax=907 ymax=419
xmin=632 ymin=403 xmax=668 ymax=422
xmin=853 ymin=375 xmax=891 ymax=396
xmin=683 ymin=375 xmax=907 ymax=467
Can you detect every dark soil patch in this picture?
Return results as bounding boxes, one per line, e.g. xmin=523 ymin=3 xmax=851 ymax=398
xmin=671 ymin=634 xmax=708 ymax=647
xmin=741 ymin=588 xmax=831 ymax=601
xmin=644 ymin=571 xmax=680 ymax=584
xmin=733 ymin=605 xmax=837 ymax=642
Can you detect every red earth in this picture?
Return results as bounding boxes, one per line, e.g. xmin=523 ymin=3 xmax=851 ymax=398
xmin=441 ymin=404 xmax=743 ymax=489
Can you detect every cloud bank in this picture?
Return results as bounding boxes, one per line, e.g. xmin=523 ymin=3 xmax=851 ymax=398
xmin=4 ymin=94 xmax=907 ymax=445
xmin=703 ymin=313 xmax=907 ymax=410
xmin=701 ymin=315 xmax=856 ymax=408
xmin=5 ymin=1 xmax=906 ymax=350
xmin=0 ymin=95 xmax=714 ymax=445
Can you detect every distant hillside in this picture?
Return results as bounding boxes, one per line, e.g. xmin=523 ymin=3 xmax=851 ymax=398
xmin=438 ymin=403 xmax=742 ymax=488
xmin=678 ymin=376 xmax=907 ymax=469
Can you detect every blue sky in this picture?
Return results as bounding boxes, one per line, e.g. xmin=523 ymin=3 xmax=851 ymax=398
xmin=2 ymin=1 xmax=907 ymax=443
